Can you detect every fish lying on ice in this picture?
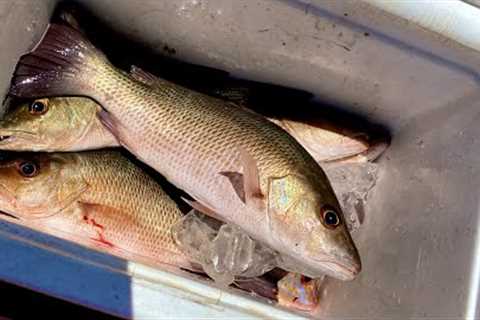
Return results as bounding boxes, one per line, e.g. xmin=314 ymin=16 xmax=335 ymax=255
xmin=0 ymin=150 xmax=286 ymax=299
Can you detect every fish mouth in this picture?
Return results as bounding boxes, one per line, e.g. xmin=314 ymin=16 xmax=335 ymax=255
xmin=0 ymin=135 xmax=12 ymax=143
xmin=317 ymin=259 xmax=361 ymax=281
xmin=279 ymin=252 xmax=361 ymax=281
xmin=0 ymin=130 xmax=36 ymax=147
xmin=0 ymin=209 xmax=19 ymax=220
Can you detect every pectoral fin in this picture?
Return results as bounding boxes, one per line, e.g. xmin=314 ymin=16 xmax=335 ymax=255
xmin=220 ymin=148 xmax=265 ymax=209
xmin=239 ymin=148 xmax=264 ymax=205
xmin=219 ymin=171 xmax=245 ymax=203
xmin=97 ymin=109 xmax=122 ymax=142
xmin=97 ymin=110 xmax=140 ymax=159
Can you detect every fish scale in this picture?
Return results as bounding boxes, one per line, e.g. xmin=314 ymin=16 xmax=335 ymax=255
xmin=74 ymin=152 xmax=184 ymax=259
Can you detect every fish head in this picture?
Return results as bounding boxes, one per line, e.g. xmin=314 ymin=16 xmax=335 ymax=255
xmin=0 ymin=97 xmax=98 ymax=151
xmin=268 ymin=173 xmax=361 ymax=280
xmin=0 ymin=152 xmax=86 ymax=220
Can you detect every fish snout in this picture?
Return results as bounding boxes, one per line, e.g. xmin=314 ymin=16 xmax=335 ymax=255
xmin=0 ymin=129 xmax=37 ymax=150
xmin=315 ymin=246 xmax=361 ymax=280
xmin=321 ymin=258 xmax=361 ymax=281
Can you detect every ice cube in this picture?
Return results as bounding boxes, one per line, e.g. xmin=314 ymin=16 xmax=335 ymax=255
xmin=172 ymin=210 xmax=277 ymax=286
xmin=171 ymin=210 xmax=216 ymax=263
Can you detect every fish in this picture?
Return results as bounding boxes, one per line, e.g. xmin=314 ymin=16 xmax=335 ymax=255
xmin=0 ymin=150 xmax=193 ymax=271
xmin=0 ymin=89 xmax=387 ymax=162
xmin=10 ymin=24 xmax=361 ymax=280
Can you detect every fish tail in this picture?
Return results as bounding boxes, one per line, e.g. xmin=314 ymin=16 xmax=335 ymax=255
xmin=10 ymin=23 xmax=108 ymax=98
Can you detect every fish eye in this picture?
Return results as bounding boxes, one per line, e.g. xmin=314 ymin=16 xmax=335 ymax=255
xmin=28 ymin=99 xmax=48 ymax=115
xmin=320 ymin=205 xmax=341 ymax=228
xmin=18 ymin=161 xmax=39 ymax=177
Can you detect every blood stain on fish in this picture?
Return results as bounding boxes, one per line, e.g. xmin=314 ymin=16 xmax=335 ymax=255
xmin=83 ymin=215 xmax=114 ymax=248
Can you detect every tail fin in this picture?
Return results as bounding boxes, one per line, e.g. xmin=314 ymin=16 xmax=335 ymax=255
xmin=10 ymin=24 xmax=107 ymax=98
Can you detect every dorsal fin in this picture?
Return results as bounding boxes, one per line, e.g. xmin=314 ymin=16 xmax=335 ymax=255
xmin=212 ymin=87 xmax=250 ymax=105
xmin=130 ymin=65 xmax=251 ymax=106
xmin=130 ymin=65 xmax=160 ymax=87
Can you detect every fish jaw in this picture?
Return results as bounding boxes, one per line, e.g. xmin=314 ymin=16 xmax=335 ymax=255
xmin=307 ymin=250 xmax=361 ymax=280
xmin=275 ymin=241 xmax=361 ymax=281
xmin=320 ymin=260 xmax=360 ymax=281
xmin=0 ymin=114 xmax=117 ymax=152
xmin=0 ymin=129 xmax=43 ymax=151
xmin=302 ymin=230 xmax=361 ymax=281
xmin=0 ymin=130 xmax=73 ymax=152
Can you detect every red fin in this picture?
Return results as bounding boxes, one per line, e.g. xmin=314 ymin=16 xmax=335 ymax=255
xmin=130 ymin=65 xmax=160 ymax=87
xmin=10 ymin=24 xmax=106 ymax=98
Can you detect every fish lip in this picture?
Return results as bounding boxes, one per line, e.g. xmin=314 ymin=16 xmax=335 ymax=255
xmin=314 ymin=259 xmax=361 ymax=281
xmin=0 ymin=130 xmax=36 ymax=145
